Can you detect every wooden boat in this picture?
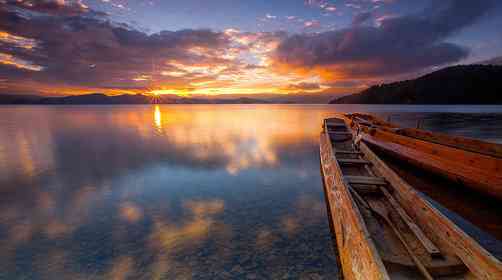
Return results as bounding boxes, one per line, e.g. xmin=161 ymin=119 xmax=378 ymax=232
xmin=345 ymin=113 xmax=502 ymax=200
xmin=320 ymin=116 xmax=502 ymax=279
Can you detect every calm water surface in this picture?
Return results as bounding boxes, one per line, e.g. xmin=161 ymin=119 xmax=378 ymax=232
xmin=1 ymin=105 xmax=502 ymax=279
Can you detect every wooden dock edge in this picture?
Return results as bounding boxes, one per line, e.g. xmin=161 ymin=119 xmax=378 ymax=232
xmin=358 ymin=141 xmax=502 ymax=279
xmin=320 ymin=130 xmax=390 ymax=280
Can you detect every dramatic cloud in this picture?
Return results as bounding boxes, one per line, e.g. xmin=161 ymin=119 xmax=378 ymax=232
xmin=273 ymin=0 xmax=497 ymax=81
xmin=0 ymin=2 xmax=318 ymax=96
xmin=0 ymin=4 xmax=238 ymax=94
xmin=0 ymin=0 xmax=501 ymax=96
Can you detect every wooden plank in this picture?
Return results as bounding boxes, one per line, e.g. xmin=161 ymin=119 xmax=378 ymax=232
xmin=327 ymin=124 xmax=348 ymax=128
xmin=351 ymin=184 xmax=380 ymax=195
xmin=359 ymin=141 xmax=502 ymax=279
xmin=338 ymin=158 xmax=371 ymax=165
xmin=380 ymin=187 xmax=441 ymax=258
xmin=326 ymin=118 xmax=345 ymax=122
xmin=325 ymin=118 xmax=346 ymax=125
xmin=335 ymin=150 xmax=363 ymax=155
xmin=329 ymin=132 xmax=352 ymax=136
xmin=345 ymin=175 xmax=387 ymax=186
xmin=320 ymin=130 xmax=391 ymax=280
xmin=366 ymin=198 xmax=434 ymax=280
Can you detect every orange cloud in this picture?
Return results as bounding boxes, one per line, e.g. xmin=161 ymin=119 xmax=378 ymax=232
xmin=0 ymin=53 xmax=43 ymax=71
xmin=0 ymin=31 xmax=38 ymax=49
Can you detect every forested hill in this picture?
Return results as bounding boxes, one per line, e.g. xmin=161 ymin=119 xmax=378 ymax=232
xmin=330 ymin=65 xmax=502 ymax=104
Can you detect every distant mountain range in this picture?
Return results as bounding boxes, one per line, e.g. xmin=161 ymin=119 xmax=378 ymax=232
xmin=0 ymin=92 xmax=339 ymax=105
xmin=330 ymin=65 xmax=502 ymax=104
xmin=0 ymin=93 xmax=276 ymax=105
xmin=3 ymin=64 xmax=501 ymax=105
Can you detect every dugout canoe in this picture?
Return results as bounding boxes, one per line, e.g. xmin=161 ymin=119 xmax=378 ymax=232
xmin=319 ymin=116 xmax=502 ymax=279
xmin=345 ymin=113 xmax=502 ymax=200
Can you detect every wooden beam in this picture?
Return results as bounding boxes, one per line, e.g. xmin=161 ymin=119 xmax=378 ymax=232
xmin=380 ymin=187 xmax=441 ymax=258
xmin=338 ymin=158 xmax=371 ymax=165
xmin=335 ymin=150 xmax=363 ymax=155
xmin=345 ymin=175 xmax=387 ymax=186
xmin=328 ymin=132 xmax=352 ymax=136
xmin=327 ymin=124 xmax=348 ymax=128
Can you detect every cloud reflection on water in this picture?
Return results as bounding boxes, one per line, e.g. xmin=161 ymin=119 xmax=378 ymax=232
xmin=146 ymin=105 xmax=329 ymax=175
xmin=0 ymin=105 xmax=337 ymax=279
xmin=2 ymin=105 xmax=502 ymax=278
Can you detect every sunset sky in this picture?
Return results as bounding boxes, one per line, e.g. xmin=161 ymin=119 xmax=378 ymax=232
xmin=1 ymin=0 xmax=501 ymax=96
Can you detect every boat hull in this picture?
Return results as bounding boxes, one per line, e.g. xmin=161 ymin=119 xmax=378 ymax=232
xmin=320 ymin=116 xmax=502 ymax=279
xmin=320 ymin=128 xmax=390 ymax=280
xmin=347 ymin=113 xmax=502 ymax=200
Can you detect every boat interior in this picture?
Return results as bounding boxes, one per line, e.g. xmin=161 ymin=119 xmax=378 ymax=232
xmin=321 ymin=116 xmax=502 ymax=279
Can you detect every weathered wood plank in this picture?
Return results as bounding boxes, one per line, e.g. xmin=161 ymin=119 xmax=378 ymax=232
xmin=335 ymin=150 xmax=363 ymax=155
xmin=345 ymin=175 xmax=387 ymax=186
xmin=338 ymin=158 xmax=371 ymax=165
xmin=327 ymin=124 xmax=348 ymax=128
xmin=351 ymin=184 xmax=380 ymax=195
xmin=328 ymin=131 xmax=352 ymax=135
xmin=380 ymin=187 xmax=441 ymax=257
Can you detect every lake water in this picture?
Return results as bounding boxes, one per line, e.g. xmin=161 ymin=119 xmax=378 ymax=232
xmin=1 ymin=105 xmax=502 ymax=279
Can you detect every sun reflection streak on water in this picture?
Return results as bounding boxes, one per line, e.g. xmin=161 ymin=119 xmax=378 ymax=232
xmin=145 ymin=105 xmax=332 ymax=175
xmin=154 ymin=105 xmax=162 ymax=132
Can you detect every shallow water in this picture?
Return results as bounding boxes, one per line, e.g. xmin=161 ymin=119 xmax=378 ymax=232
xmin=1 ymin=105 xmax=501 ymax=279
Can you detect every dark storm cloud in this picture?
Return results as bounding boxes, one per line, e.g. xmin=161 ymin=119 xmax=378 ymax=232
xmin=273 ymin=0 xmax=498 ymax=79
xmin=0 ymin=3 xmax=233 ymax=92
